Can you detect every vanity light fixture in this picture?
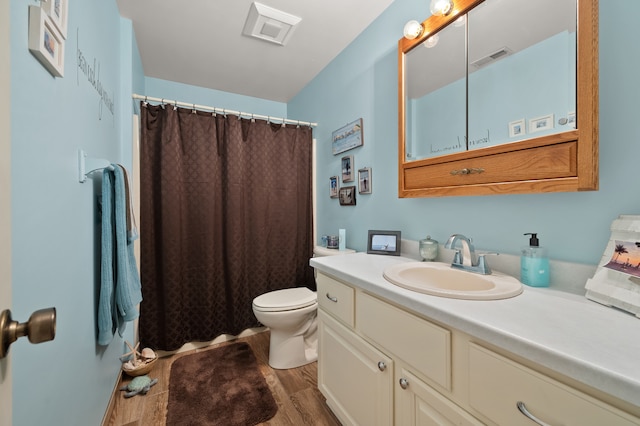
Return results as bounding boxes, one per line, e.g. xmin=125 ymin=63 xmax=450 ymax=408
xmin=403 ymin=20 xmax=423 ymax=40
xmin=430 ymin=0 xmax=454 ymax=16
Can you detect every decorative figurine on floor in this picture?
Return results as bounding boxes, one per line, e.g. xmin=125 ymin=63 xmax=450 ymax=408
xmin=120 ymin=375 xmax=158 ymax=398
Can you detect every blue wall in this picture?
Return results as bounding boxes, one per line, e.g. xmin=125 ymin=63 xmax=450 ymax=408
xmin=10 ymin=0 xmax=140 ymax=424
xmin=142 ymin=77 xmax=287 ymax=118
xmin=289 ymin=0 xmax=640 ymax=266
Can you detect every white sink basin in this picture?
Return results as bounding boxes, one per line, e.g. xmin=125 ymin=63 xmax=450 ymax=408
xmin=383 ymin=262 xmax=523 ymax=300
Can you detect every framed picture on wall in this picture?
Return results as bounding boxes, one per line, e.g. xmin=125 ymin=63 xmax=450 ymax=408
xmin=338 ymin=186 xmax=356 ymax=206
xmin=341 ymin=155 xmax=354 ymax=182
xmin=41 ymin=0 xmax=69 ymax=39
xmin=358 ymin=167 xmax=371 ymax=194
xmin=529 ymin=114 xmax=554 ymax=133
xmin=329 ymin=176 xmax=339 ymax=198
xmin=508 ymin=119 xmax=526 ymax=138
xmin=332 ymin=118 xmax=364 ymax=155
xmin=28 ymin=6 xmax=65 ymax=77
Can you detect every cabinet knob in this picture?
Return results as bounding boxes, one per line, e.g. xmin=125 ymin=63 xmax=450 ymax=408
xmin=399 ymin=378 xmax=409 ymax=389
xmin=325 ymin=293 xmax=338 ymax=303
xmin=377 ymin=361 xmax=386 ymax=371
xmin=516 ymin=401 xmax=551 ymax=426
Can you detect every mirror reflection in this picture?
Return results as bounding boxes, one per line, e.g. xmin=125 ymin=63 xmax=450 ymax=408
xmin=405 ymin=20 xmax=466 ymax=160
xmin=404 ymin=0 xmax=577 ymax=162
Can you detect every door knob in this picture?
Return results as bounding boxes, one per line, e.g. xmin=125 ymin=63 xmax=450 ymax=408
xmin=0 ymin=307 xmax=56 ymax=358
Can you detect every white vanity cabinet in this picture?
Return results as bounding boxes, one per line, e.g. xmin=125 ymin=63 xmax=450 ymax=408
xmin=317 ymin=272 xmax=475 ymax=425
xmin=317 ymin=273 xmax=394 ymax=426
xmin=315 ymin=270 xmax=640 ymax=426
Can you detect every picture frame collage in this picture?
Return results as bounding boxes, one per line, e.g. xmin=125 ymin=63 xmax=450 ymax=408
xmin=28 ymin=0 xmax=69 ymax=77
xmin=330 ymin=119 xmax=371 ymax=206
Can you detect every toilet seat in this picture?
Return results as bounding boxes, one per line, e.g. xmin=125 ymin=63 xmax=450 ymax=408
xmin=253 ymin=287 xmax=317 ymax=312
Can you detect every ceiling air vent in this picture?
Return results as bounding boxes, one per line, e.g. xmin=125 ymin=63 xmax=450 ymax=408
xmin=470 ymin=47 xmax=512 ymax=69
xmin=242 ymin=2 xmax=302 ymax=46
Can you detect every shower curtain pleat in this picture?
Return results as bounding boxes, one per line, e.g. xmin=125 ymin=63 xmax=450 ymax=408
xmin=138 ymin=104 xmax=315 ymax=351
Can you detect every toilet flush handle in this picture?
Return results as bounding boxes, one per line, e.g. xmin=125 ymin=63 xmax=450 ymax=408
xmin=325 ymin=293 xmax=338 ymax=303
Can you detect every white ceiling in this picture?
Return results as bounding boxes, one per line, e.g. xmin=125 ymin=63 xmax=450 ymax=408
xmin=116 ymin=0 xmax=396 ymax=103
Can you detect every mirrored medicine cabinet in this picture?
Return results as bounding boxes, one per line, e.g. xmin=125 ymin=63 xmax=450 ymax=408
xmin=398 ymin=0 xmax=598 ymax=197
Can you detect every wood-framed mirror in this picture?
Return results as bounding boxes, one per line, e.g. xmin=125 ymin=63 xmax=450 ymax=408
xmin=398 ymin=0 xmax=598 ymax=198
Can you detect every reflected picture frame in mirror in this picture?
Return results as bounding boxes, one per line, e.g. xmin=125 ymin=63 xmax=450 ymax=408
xmin=398 ymin=0 xmax=598 ymax=198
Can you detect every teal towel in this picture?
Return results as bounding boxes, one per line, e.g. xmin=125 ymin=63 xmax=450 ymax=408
xmin=98 ymin=165 xmax=142 ymax=346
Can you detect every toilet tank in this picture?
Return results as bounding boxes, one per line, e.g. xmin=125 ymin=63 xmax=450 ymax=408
xmin=313 ymin=246 xmax=355 ymax=257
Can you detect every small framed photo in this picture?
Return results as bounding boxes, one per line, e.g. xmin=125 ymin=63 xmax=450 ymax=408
xmin=529 ymin=114 xmax=554 ymax=133
xmin=367 ymin=230 xmax=401 ymax=256
xmin=329 ymin=176 xmax=339 ymax=198
xmin=341 ymin=155 xmax=354 ymax=182
xmin=338 ymin=186 xmax=356 ymax=206
xmin=508 ymin=119 xmax=526 ymax=138
xmin=41 ymin=0 xmax=68 ymax=39
xmin=358 ymin=167 xmax=372 ymax=194
xmin=28 ymin=6 xmax=65 ymax=77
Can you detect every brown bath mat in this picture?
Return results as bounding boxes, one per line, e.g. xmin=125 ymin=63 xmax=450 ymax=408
xmin=166 ymin=342 xmax=278 ymax=426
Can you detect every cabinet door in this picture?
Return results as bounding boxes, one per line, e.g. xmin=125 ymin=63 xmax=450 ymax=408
xmin=396 ymin=365 xmax=484 ymax=426
xmin=318 ymin=309 xmax=393 ymax=426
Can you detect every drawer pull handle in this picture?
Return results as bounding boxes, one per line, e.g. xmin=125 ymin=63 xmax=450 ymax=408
xmin=399 ymin=378 xmax=409 ymax=389
xmin=517 ymin=401 xmax=551 ymax=426
xmin=450 ymin=167 xmax=485 ymax=176
xmin=377 ymin=361 xmax=386 ymax=371
xmin=325 ymin=293 xmax=338 ymax=303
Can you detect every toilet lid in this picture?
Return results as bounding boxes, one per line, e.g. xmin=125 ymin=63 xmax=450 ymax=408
xmin=253 ymin=287 xmax=317 ymax=312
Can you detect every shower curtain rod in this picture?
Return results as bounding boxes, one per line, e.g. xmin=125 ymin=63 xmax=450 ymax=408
xmin=132 ymin=94 xmax=317 ymax=127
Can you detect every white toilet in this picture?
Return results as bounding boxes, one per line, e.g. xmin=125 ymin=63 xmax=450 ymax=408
xmin=252 ymin=245 xmax=355 ymax=369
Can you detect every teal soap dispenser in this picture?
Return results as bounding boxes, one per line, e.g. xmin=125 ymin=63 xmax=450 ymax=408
xmin=521 ymin=233 xmax=550 ymax=287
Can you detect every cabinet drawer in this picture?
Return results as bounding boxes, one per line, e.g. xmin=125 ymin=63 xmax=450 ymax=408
xmin=356 ymin=292 xmax=451 ymax=390
xmin=468 ymin=343 xmax=639 ymax=426
xmin=317 ymin=273 xmax=355 ymax=327
xmin=404 ymin=142 xmax=577 ymax=189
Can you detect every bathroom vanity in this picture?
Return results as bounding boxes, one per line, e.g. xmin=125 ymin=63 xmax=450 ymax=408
xmin=311 ymin=253 xmax=640 ymax=425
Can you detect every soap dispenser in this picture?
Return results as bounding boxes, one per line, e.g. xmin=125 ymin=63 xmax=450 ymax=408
xmin=521 ymin=233 xmax=550 ymax=287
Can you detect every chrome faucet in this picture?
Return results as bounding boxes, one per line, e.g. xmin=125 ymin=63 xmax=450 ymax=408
xmin=444 ymin=234 xmax=494 ymax=275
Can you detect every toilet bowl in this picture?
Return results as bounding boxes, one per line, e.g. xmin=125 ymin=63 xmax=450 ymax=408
xmin=252 ymin=245 xmax=356 ymax=369
xmin=252 ymin=287 xmax=318 ymax=369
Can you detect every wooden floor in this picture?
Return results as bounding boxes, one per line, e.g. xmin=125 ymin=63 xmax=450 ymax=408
xmin=103 ymin=331 xmax=342 ymax=426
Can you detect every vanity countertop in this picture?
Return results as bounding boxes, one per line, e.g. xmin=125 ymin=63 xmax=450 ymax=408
xmin=310 ymin=252 xmax=640 ymax=409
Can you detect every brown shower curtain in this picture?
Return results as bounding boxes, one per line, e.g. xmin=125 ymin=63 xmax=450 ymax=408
xmin=138 ymin=103 xmax=315 ymax=351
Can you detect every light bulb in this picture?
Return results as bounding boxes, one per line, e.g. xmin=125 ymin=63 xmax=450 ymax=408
xmin=403 ymin=20 xmax=423 ymax=40
xmin=423 ymin=34 xmax=439 ymax=48
xmin=430 ymin=0 xmax=454 ymax=16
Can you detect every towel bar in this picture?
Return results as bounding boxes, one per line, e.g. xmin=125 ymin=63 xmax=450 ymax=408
xmin=78 ymin=149 xmax=114 ymax=183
